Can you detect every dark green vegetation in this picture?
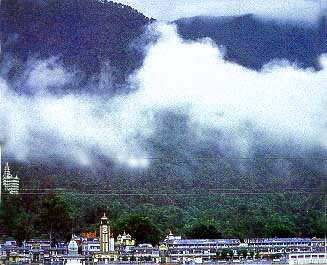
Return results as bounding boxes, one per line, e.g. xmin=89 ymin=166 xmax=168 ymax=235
xmin=0 ymin=184 xmax=325 ymax=244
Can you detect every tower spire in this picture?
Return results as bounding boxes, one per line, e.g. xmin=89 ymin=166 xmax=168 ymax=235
xmin=2 ymin=162 xmax=19 ymax=195
xmin=100 ymin=213 xmax=110 ymax=253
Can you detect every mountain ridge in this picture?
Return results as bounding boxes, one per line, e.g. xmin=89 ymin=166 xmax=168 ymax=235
xmin=175 ymin=14 xmax=326 ymax=70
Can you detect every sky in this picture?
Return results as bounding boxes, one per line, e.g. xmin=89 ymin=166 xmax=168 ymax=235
xmin=116 ymin=0 xmax=323 ymax=22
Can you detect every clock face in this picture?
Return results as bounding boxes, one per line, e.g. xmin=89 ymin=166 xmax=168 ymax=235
xmin=102 ymin=226 xmax=108 ymax=233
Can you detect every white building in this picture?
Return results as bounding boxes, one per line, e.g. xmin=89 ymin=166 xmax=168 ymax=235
xmin=2 ymin=162 xmax=19 ymax=195
xmin=289 ymin=252 xmax=327 ymax=264
xmin=81 ymin=239 xmax=100 ymax=255
xmin=163 ymin=236 xmax=241 ymax=264
xmin=64 ymin=235 xmax=84 ymax=265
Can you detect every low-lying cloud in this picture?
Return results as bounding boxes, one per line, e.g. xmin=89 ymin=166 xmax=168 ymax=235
xmin=117 ymin=0 xmax=322 ymax=23
xmin=1 ymin=23 xmax=327 ymax=167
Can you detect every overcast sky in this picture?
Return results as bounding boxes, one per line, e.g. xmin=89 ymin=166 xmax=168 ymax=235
xmin=116 ymin=0 xmax=323 ymax=22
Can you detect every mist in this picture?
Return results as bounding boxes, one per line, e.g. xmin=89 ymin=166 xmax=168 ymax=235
xmin=116 ymin=0 xmax=323 ymax=23
xmin=1 ymin=23 xmax=327 ymax=167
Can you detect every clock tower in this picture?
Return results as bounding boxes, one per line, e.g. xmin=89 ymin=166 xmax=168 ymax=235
xmin=100 ymin=213 xmax=110 ymax=252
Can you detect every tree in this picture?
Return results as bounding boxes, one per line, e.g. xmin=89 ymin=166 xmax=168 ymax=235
xmin=265 ymin=223 xmax=296 ymax=238
xmin=264 ymin=215 xmax=296 ymax=238
xmin=13 ymin=212 xmax=34 ymax=246
xmin=185 ymin=221 xmax=222 ymax=239
xmin=114 ymin=213 xmax=161 ymax=245
xmin=0 ymin=195 xmax=35 ymax=243
xmin=39 ymin=196 xmax=72 ymax=241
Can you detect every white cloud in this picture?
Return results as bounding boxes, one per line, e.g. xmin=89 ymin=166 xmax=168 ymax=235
xmin=129 ymin=23 xmax=327 ymax=151
xmin=26 ymin=58 xmax=73 ymax=91
xmin=116 ymin=0 xmax=321 ymax=22
xmin=1 ymin=23 xmax=327 ymax=166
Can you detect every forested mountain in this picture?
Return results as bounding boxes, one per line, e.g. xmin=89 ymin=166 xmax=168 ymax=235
xmin=2 ymin=0 xmax=327 ymax=91
xmin=176 ymin=15 xmax=327 ymax=70
xmin=0 ymin=0 xmax=326 ymax=243
xmin=1 ymin=0 xmax=153 ymax=90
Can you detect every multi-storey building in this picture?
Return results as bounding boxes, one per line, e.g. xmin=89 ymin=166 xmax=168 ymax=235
xmin=2 ymin=162 xmax=19 ymax=195
xmin=133 ymin=243 xmax=160 ymax=262
xmin=82 ymin=239 xmax=101 ymax=256
xmin=244 ymin=238 xmax=315 ymax=255
xmin=245 ymin=238 xmax=312 ymax=248
xmin=162 ymin=238 xmax=241 ymax=263
xmin=161 ymin=234 xmax=327 ymax=264
xmin=289 ymin=252 xmax=327 ymax=265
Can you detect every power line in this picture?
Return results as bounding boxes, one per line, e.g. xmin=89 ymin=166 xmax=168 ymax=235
xmin=17 ymin=187 xmax=323 ymax=191
xmin=6 ymin=189 xmax=325 ymax=197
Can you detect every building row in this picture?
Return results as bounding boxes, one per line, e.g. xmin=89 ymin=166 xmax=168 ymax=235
xmin=161 ymin=234 xmax=326 ymax=264
xmin=0 ymin=214 xmax=326 ymax=264
xmin=0 ymin=214 xmax=160 ymax=264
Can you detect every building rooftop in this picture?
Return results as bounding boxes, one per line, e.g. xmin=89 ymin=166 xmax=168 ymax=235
xmin=167 ymin=239 xmax=241 ymax=245
xmin=246 ymin=238 xmax=312 ymax=243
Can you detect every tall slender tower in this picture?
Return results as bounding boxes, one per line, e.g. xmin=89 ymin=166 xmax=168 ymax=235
xmin=100 ymin=213 xmax=110 ymax=253
xmin=2 ymin=162 xmax=19 ymax=195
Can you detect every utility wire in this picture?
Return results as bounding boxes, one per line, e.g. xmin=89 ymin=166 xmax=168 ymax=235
xmin=5 ymin=189 xmax=325 ymax=196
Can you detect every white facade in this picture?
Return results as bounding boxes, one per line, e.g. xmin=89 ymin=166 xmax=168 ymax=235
xmin=2 ymin=162 xmax=19 ymax=195
xmin=289 ymin=252 xmax=327 ymax=264
xmin=82 ymin=240 xmax=100 ymax=255
xmin=109 ymin=238 xmax=114 ymax=252
xmin=100 ymin=214 xmax=110 ymax=253
xmin=64 ymin=235 xmax=83 ymax=265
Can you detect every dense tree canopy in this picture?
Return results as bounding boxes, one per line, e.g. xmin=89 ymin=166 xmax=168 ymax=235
xmin=185 ymin=220 xmax=222 ymax=239
xmin=113 ymin=213 xmax=161 ymax=245
xmin=39 ymin=196 xmax=72 ymax=242
xmin=0 ymin=191 xmax=325 ymax=244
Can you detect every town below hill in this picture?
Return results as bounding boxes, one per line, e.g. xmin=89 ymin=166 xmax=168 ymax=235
xmin=0 ymin=213 xmax=326 ymax=264
xmin=0 ymin=0 xmax=326 ymax=257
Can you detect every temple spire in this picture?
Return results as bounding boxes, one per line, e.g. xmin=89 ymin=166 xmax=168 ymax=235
xmin=2 ymin=162 xmax=19 ymax=195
